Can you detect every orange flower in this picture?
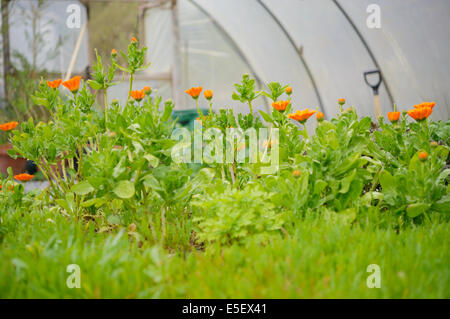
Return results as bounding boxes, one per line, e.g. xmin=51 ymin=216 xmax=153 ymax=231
xmin=316 ymin=112 xmax=324 ymax=121
xmin=131 ymin=89 xmax=146 ymax=101
xmin=387 ymin=111 xmax=401 ymax=123
xmin=285 ymin=86 xmax=292 ymax=95
xmin=185 ymin=86 xmax=203 ymax=99
xmin=288 ymin=109 xmax=317 ymax=124
xmin=0 ymin=121 xmax=18 ymax=131
xmin=204 ymin=89 xmax=213 ymax=100
xmin=292 ymin=170 xmax=301 ymax=178
xmin=47 ymin=79 xmax=62 ymax=89
xmin=407 ymin=106 xmax=433 ymax=121
xmin=143 ymin=86 xmax=152 ymax=95
xmin=0 ymin=185 xmax=14 ymax=192
xmin=111 ymin=49 xmax=117 ymax=56
xmin=14 ymin=173 xmax=34 ymax=182
xmin=62 ymin=75 xmax=82 ymax=93
xmin=131 ymin=37 xmax=137 ymax=43
xmin=414 ymin=102 xmax=435 ymax=109
xmin=418 ymin=151 xmax=428 ymax=161
xmin=272 ymin=100 xmax=289 ymax=112
xmin=338 ymin=98 xmax=346 ymax=105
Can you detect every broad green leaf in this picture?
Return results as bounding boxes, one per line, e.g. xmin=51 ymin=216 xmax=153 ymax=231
xmin=113 ymin=180 xmax=135 ymax=199
xmin=407 ymin=203 xmax=431 ymax=218
xmin=71 ymin=181 xmax=94 ymax=196
xmin=144 ymin=154 xmax=160 ymax=168
xmin=142 ymin=174 xmax=164 ymax=192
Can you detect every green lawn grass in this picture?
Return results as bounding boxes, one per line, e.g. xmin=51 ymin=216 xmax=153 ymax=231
xmin=1 ymin=206 xmax=448 ymax=298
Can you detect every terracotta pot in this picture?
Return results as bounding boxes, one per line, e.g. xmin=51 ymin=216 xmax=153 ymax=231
xmin=0 ymin=143 xmax=27 ymax=176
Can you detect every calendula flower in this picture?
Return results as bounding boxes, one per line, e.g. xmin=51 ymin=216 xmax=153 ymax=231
xmin=131 ymin=89 xmax=146 ymax=102
xmin=288 ymin=109 xmax=317 ymax=124
xmin=292 ymin=170 xmax=301 ymax=178
xmin=408 ymin=106 xmax=433 ymax=121
xmin=204 ymin=89 xmax=213 ymax=100
xmin=0 ymin=121 xmax=18 ymax=131
xmin=418 ymin=151 xmax=428 ymax=161
xmin=47 ymin=79 xmax=62 ymax=89
xmin=62 ymin=75 xmax=82 ymax=94
xmin=14 ymin=173 xmax=34 ymax=182
xmin=131 ymin=37 xmax=137 ymax=43
xmin=414 ymin=102 xmax=435 ymax=109
xmin=316 ymin=112 xmax=324 ymax=121
xmin=272 ymin=100 xmax=289 ymax=112
xmin=143 ymin=86 xmax=152 ymax=95
xmin=338 ymin=98 xmax=346 ymax=105
xmin=387 ymin=111 xmax=401 ymax=123
xmin=111 ymin=49 xmax=117 ymax=56
xmin=285 ymin=86 xmax=292 ymax=95
xmin=185 ymin=86 xmax=203 ymax=99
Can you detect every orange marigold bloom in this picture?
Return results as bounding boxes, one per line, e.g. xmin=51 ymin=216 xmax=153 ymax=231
xmin=338 ymin=98 xmax=346 ymax=105
xmin=185 ymin=86 xmax=203 ymax=99
xmin=62 ymin=75 xmax=82 ymax=93
xmin=143 ymin=86 xmax=152 ymax=95
xmin=407 ymin=106 xmax=433 ymax=121
xmin=418 ymin=151 xmax=428 ymax=161
xmin=204 ymin=89 xmax=213 ymax=100
xmin=111 ymin=49 xmax=117 ymax=56
xmin=47 ymin=79 xmax=62 ymax=89
xmin=387 ymin=111 xmax=401 ymax=123
xmin=292 ymin=170 xmax=301 ymax=178
xmin=131 ymin=89 xmax=146 ymax=101
xmin=288 ymin=109 xmax=317 ymax=124
xmin=131 ymin=37 xmax=137 ymax=43
xmin=0 ymin=121 xmax=18 ymax=131
xmin=414 ymin=102 xmax=435 ymax=109
xmin=316 ymin=112 xmax=324 ymax=121
xmin=14 ymin=173 xmax=34 ymax=182
xmin=272 ymin=100 xmax=289 ymax=112
xmin=285 ymin=86 xmax=292 ymax=95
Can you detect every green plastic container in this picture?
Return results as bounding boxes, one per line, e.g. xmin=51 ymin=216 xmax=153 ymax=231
xmin=172 ymin=108 xmax=209 ymax=130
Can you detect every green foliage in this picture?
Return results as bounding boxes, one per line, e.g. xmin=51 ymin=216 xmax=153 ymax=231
xmin=192 ymin=183 xmax=285 ymax=245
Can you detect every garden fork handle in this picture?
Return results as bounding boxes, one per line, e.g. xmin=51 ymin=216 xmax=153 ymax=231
xmin=373 ymin=94 xmax=381 ymax=120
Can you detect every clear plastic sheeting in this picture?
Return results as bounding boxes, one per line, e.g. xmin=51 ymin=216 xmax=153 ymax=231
xmin=144 ymin=0 xmax=450 ymax=120
xmin=2 ymin=0 xmax=89 ymax=76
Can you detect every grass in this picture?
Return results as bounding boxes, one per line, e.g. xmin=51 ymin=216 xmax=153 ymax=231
xmin=1 ymin=206 xmax=448 ymax=298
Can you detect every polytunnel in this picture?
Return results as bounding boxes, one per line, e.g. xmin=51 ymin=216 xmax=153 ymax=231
xmin=1 ymin=0 xmax=449 ymax=122
xmin=136 ymin=0 xmax=450 ymax=122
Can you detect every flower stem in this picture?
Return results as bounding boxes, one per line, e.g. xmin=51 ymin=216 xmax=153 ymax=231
xmin=104 ymin=88 xmax=108 ymax=126
xmin=127 ymin=72 xmax=134 ymax=100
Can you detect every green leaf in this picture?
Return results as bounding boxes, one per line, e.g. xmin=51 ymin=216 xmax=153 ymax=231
xmin=144 ymin=154 xmax=159 ymax=168
xmin=142 ymin=174 xmax=164 ymax=192
xmin=87 ymin=80 xmax=103 ymax=90
xmin=71 ymin=181 xmax=94 ymax=196
xmin=113 ymin=180 xmax=135 ymax=199
xmin=259 ymin=110 xmax=273 ymax=123
xmin=407 ymin=203 xmax=431 ymax=218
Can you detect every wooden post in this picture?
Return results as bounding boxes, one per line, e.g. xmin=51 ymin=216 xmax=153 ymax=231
xmin=170 ymin=0 xmax=183 ymax=109
xmin=1 ymin=0 xmax=11 ymax=106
